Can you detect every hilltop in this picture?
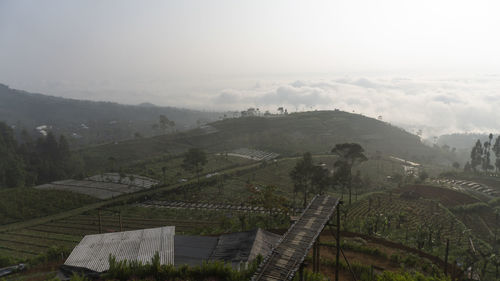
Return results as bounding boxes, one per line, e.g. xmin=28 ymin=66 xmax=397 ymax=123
xmin=79 ymin=110 xmax=446 ymax=174
xmin=209 ymin=111 xmax=434 ymax=158
xmin=0 ymin=84 xmax=220 ymax=146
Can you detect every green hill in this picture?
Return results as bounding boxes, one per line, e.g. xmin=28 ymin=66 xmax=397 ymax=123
xmin=208 ymin=111 xmax=433 ymax=157
xmin=80 ymin=110 xmax=444 ymax=174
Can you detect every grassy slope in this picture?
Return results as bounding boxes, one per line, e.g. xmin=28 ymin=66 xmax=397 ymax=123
xmin=0 ymin=188 xmax=98 ymax=225
xmin=79 ymin=110 xmax=443 ymax=175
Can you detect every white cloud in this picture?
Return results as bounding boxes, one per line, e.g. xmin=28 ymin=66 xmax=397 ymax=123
xmin=207 ymin=75 xmax=500 ymax=137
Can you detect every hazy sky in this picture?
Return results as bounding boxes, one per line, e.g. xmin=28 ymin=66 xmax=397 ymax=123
xmin=1 ymin=0 xmax=500 ymax=135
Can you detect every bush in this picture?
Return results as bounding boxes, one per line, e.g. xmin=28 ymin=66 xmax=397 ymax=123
xmin=104 ymin=252 xmax=263 ymax=281
xmin=389 ymin=253 xmax=400 ymax=264
xmin=402 ymin=254 xmax=418 ymax=268
xmin=292 ymin=269 xmax=329 ymax=281
xmin=450 ymin=202 xmax=489 ymax=213
xmin=376 ymin=271 xmax=450 ymax=281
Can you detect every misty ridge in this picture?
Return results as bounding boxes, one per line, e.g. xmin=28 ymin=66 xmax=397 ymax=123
xmin=9 ymin=74 xmax=500 ymax=139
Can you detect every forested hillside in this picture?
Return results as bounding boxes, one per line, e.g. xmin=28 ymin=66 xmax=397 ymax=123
xmin=0 ymin=84 xmax=221 ymax=146
xmin=0 ymin=122 xmax=82 ymax=188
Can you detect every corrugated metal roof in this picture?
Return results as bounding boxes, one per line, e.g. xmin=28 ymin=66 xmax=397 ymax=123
xmin=209 ymin=229 xmax=280 ymax=267
xmin=175 ymin=235 xmax=219 ymax=266
xmin=64 ymin=226 xmax=174 ymax=272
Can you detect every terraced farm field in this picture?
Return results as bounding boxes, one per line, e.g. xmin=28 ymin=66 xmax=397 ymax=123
xmin=34 ymin=173 xmax=159 ymax=199
xmin=0 ymin=204 xmax=290 ymax=262
xmin=396 ymin=184 xmax=480 ymax=207
xmin=0 ymin=188 xmax=98 ymax=225
xmin=345 ymin=192 xmax=475 ymax=259
xmin=434 ymin=178 xmax=498 ymax=198
xmin=0 ymin=215 xmax=219 ymax=260
xmin=228 ymin=148 xmax=279 ymax=161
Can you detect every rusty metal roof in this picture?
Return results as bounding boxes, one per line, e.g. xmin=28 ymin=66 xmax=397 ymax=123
xmin=64 ymin=226 xmax=174 ymax=272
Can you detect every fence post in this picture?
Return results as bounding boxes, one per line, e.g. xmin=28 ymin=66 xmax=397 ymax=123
xmin=317 ymin=236 xmax=321 ymax=273
xmin=335 ymin=202 xmax=341 ymax=281
xmin=119 ymin=211 xmax=123 ymax=232
xmin=98 ymin=208 xmax=102 ymax=234
xmin=444 ymin=238 xmax=449 ymax=276
xmin=312 ymin=242 xmax=317 ymax=273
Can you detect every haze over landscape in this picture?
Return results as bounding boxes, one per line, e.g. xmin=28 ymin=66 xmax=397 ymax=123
xmin=2 ymin=0 xmax=500 ymax=136
xmin=2 ymin=1 xmax=500 ymax=281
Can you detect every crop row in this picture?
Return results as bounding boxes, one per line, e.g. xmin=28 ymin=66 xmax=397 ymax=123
xmin=0 ymin=248 xmax=34 ymax=260
xmin=11 ymin=229 xmax=81 ymax=242
xmin=59 ymin=215 xmax=216 ymax=226
xmin=0 ymin=241 xmax=42 ymax=256
xmin=0 ymin=233 xmax=75 ymax=249
xmin=346 ymin=195 xmax=469 ymax=248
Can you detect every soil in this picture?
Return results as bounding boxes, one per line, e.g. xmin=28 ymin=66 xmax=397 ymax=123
xmin=396 ymin=184 xmax=479 ymax=207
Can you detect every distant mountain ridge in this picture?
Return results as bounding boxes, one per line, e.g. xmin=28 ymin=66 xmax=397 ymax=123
xmin=0 ymin=83 xmax=221 ymax=145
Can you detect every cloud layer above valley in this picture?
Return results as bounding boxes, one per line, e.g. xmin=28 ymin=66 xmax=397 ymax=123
xmin=206 ymin=75 xmax=500 ymax=137
xmin=7 ymin=74 xmax=500 ymax=138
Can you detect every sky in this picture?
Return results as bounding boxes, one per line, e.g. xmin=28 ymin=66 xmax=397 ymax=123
xmin=1 ymin=0 xmax=500 ymax=136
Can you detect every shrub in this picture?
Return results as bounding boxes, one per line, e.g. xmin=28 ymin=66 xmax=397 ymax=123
xmin=103 ymin=252 xmax=263 ymax=281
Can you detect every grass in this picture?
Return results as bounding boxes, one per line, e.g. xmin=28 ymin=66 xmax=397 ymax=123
xmin=77 ymin=110 xmax=446 ymax=177
xmin=123 ymin=153 xmax=253 ymax=182
xmin=0 ymin=188 xmax=98 ymax=225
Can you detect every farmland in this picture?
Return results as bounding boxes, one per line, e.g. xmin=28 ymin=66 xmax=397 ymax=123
xmin=0 ymin=188 xmax=97 ymax=225
xmin=34 ymin=173 xmax=159 ymax=199
xmin=3 ymin=112 xmax=500 ymax=280
xmin=0 ymin=206 xmax=290 ymax=261
xmin=344 ymin=191 xmax=473 ymax=259
xmin=2 ymin=145 xmax=488 ymax=280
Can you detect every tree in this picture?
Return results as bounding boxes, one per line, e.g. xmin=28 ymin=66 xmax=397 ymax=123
xmin=0 ymin=122 xmax=83 ymax=187
xmin=351 ymin=170 xmax=363 ymax=201
xmin=493 ymin=135 xmax=500 ymax=172
xmin=452 ymin=161 xmax=460 ymax=170
xmin=470 ymin=140 xmax=483 ymax=172
xmin=0 ymin=122 xmax=26 ymax=188
xmin=250 ymin=185 xmax=287 ymax=214
xmin=181 ymin=148 xmax=207 ymax=187
xmin=311 ymin=165 xmax=330 ymax=195
xmin=464 ymin=161 xmax=472 ymax=172
xmin=331 ymin=143 xmax=367 ymax=205
xmin=418 ymin=170 xmax=429 ymax=182
xmin=290 ymin=152 xmax=314 ymax=208
xmin=483 ymin=136 xmax=493 ymax=171
xmin=159 ymin=115 xmax=175 ymax=132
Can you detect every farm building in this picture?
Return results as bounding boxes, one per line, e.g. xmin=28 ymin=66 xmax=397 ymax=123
xmin=59 ymin=226 xmax=280 ymax=279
